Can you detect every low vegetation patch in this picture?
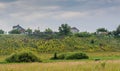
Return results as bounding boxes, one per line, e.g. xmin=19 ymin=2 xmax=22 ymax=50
xmin=5 ymin=51 xmax=41 ymax=63
xmin=51 ymin=52 xmax=89 ymax=60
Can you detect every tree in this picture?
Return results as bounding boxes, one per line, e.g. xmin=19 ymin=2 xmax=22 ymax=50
xmin=26 ymin=28 xmax=32 ymax=34
xmin=45 ymin=28 xmax=53 ymax=34
xmin=9 ymin=29 xmax=21 ymax=34
xmin=114 ymin=25 xmax=120 ymax=36
xmin=96 ymin=28 xmax=108 ymax=33
xmin=0 ymin=29 xmax=4 ymax=34
xmin=59 ymin=24 xmax=72 ymax=36
xmin=33 ymin=29 xmax=40 ymax=34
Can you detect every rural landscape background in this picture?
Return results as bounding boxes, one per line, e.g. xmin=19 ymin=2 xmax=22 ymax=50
xmin=0 ymin=0 xmax=120 ymax=71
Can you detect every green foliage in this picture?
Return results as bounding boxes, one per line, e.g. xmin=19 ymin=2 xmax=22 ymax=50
xmin=114 ymin=25 xmax=120 ymax=37
xmin=33 ymin=29 xmax=40 ymax=34
xmin=50 ymin=52 xmax=58 ymax=60
xmin=9 ymin=29 xmax=21 ymax=34
xmin=6 ymin=51 xmax=41 ymax=63
xmin=57 ymin=53 xmax=66 ymax=59
xmin=59 ymin=24 xmax=72 ymax=36
xmin=26 ymin=28 xmax=32 ymax=34
xmin=45 ymin=28 xmax=53 ymax=34
xmin=65 ymin=52 xmax=89 ymax=60
xmin=97 ymin=28 xmax=108 ymax=33
xmin=51 ymin=52 xmax=89 ymax=60
xmin=75 ymin=32 xmax=91 ymax=37
xmin=0 ymin=29 xmax=4 ymax=34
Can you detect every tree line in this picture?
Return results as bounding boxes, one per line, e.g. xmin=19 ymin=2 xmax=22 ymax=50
xmin=0 ymin=24 xmax=120 ymax=37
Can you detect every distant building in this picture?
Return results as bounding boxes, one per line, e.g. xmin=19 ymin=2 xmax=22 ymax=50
xmin=70 ymin=27 xmax=79 ymax=33
xmin=13 ymin=25 xmax=26 ymax=34
xmin=97 ymin=32 xmax=108 ymax=35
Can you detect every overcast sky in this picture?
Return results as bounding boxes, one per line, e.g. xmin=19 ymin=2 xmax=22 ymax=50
xmin=0 ymin=0 xmax=120 ymax=32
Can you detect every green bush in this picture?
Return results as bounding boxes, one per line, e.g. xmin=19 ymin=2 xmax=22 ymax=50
xmin=50 ymin=52 xmax=58 ymax=60
xmin=6 ymin=51 xmax=41 ymax=63
xmin=57 ymin=53 xmax=66 ymax=59
xmin=75 ymin=32 xmax=91 ymax=37
xmin=65 ymin=52 xmax=89 ymax=60
xmin=50 ymin=52 xmax=89 ymax=60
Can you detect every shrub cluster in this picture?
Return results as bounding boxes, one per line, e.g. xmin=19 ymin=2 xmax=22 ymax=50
xmin=6 ymin=51 xmax=41 ymax=63
xmin=51 ymin=52 xmax=89 ymax=60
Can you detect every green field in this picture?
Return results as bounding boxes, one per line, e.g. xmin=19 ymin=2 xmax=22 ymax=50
xmin=0 ymin=35 xmax=120 ymax=71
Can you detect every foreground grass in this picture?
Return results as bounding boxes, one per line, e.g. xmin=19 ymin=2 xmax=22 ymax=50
xmin=0 ymin=60 xmax=120 ymax=71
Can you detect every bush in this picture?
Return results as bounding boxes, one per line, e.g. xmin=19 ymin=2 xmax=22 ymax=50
xmin=50 ymin=52 xmax=89 ymax=60
xmin=75 ymin=32 xmax=91 ymax=37
xmin=57 ymin=53 xmax=66 ymax=59
xmin=50 ymin=52 xmax=58 ymax=60
xmin=65 ymin=52 xmax=89 ymax=60
xmin=6 ymin=51 xmax=41 ymax=63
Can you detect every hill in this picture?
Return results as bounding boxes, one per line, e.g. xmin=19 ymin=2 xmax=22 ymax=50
xmin=0 ymin=34 xmax=120 ymax=55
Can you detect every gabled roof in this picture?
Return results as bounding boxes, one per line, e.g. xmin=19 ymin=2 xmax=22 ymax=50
xmin=13 ymin=25 xmax=25 ymax=30
xmin=71 ymin=27 xmax=79 ymax=31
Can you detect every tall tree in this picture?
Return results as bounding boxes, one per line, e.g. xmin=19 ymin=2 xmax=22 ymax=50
xmin=0 ymin=29 xmax=4 ymax=34
xmin=59 ymin=24 xmax=71 ymax=36
xmin=45 ymin=28 xmax=53 ymax=34
xmin=33 ymin=29 xmax=40 ymax=34
xmin=26 ymin=28 xmax=32 ymax=34
xmin=97 ymin=28 xmax=108 ymax=33
xmin=115 ymin=25 xmax=120 ymax=36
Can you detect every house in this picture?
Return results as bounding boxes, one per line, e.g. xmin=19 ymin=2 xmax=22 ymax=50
xmin=97 ymin=32 xmax=108 ymax=35
xmin=13 ymin=25 xmax=26 ymax=34
xmin=70 ymin=27 xmax=79 ymax=33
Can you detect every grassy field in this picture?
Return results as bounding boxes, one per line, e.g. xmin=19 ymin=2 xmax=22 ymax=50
xmin=0 ymin=35 xmax=120 ymax=71
xmin=0 ymin=52 xmax=120 ymax=71
xmin=0 ymin=60 xmax=120 ymax=71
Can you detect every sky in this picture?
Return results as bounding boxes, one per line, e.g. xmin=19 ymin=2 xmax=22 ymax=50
xmin=0 ymin=0 xmax=120 ymax=32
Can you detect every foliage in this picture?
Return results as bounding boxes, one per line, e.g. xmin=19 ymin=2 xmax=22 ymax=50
xmin=51 ymin=52 xmax=89 ymax=60
xmin=50 ymin=52 xmax=58 ymax=60
xmin=97 ymin=28 xmax=108 ymax=33
xmin=45 ymin=28 xmax=53 ymax=34
xmin=0 ymin=29 xmax=4 ymax=34
xmin=59 ymin=24 xmax=72 ymax=36
xmin=65 ymin=52 xmax=89 ymax=60
xmin=26 ymin=28 xmax=32 ymax=34
xmin=115 ymin=25 xmax=120 ymax=36
xmin=6 ymin=51 xmax=41 ymax=63
xmin=75 ymin=32 xmax=91 ymax=37
xmin=9 ymin=29 xmax=21 ymax=34
xmin=33 ymin=29 xmax=40 ymax=34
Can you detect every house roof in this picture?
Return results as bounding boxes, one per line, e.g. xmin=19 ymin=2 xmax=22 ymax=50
xmin=71 ymin=27 xmax=79 ymax=31
xmin=13 ymin=25 xmax=25 ymax=30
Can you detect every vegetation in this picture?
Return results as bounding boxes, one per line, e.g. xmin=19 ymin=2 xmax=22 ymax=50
xmin=0 ymin=24 xmax=120 ymax=71
xmin=65 ymin=52 xmax=89 ymax=60
xmin=51 ymin=52 xmax=89 ymax=60
xmin=9 ymin=29 xmax=21 ymax=34
xmin=0 ymin=60 xmax=120 ymax=71
xmin=0 ymin=29 xmax=4 ymax=34
xmin=59 ymin=24 xmax=72 ymax=36
xmin=6 ymin=51 xmax=41 ymax=63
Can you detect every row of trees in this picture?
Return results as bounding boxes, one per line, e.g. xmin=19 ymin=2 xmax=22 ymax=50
xmin=0 ymin=24 xmax=120 ymax=37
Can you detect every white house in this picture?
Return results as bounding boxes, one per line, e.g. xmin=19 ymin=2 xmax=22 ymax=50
xmin=70 ymin=27 xmax=79 ymax=33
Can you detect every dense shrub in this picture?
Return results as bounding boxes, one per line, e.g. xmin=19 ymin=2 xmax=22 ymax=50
xmin=65 ymin=52 xmax=89 ymax=60
xmin=50 ymin=52 xmax=58 ymax=60
xmin=50 ymin=52 xmax=89 ymax=60
xmin=57 ymin=53 xmax=66 ymax=59
xmin=6 ymin=51 xmax=41 ymax=63
xmin=75 ymin=32 xmax=91 ymax=37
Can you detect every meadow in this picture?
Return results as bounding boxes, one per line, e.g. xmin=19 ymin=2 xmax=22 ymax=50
xmin=0 ymin=60 xmax=120 ymax=71
xmin=0 ymin=35 xmax=120 ymax=71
